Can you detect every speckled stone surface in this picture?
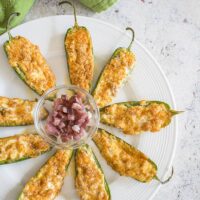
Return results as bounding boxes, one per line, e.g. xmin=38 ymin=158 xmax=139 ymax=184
xmin=25 ymin=0 xmax=200 ymax=199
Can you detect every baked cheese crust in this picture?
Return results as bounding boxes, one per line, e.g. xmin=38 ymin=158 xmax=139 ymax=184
xmin=75 ymin=145 xmax=110 ymax=200
xmin=93 ymin=49 xmax=135 ymax=108
xmin=5 ymin=36 xmax=56 ymax=95
xmin=65 ymin=27 xmax=94 ymax=91
xmin=0 ymin=133 xmax=50 ymax=164
xmin=93 ymin=129 xmax=157 ymax=182
xmin=100 ymin=101 xmax=172 ymax=134
xmin=19 ymin=150 xmax=73 ymax=200
xmin=0 ymin=96 xmax=47 ymax=126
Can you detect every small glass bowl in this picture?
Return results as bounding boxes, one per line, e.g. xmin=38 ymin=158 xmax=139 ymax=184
xmin=34 ymin=85 xmax=99 ymax=149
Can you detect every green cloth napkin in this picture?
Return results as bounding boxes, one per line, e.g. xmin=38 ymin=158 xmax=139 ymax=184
xmin=0 ymin=0 xmax=35 ymax=35
xmin=80 ymin=0 xmax=118 ymax=12
xmin=0 ymin=0 xmax=117 ymax=36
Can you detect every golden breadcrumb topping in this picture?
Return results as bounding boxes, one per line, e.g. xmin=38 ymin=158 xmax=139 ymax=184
xmin=65 ymin=27 xmax=94 ymax=91
xmin=0 ymin=96 xmax=47 ymax=126
xmin=19 ymin=150 xmax=72 ymax=200
xmin=5 ymin=36 xmax=56 ymax=95
xmin=93 ymin=49 xmax=135 ymax=108
xmin=93 ymin=129 xmax=157 ymax=182
xmin=0 ymin=134 xmax=50 ymax=162
xmin=75 ymin=146 xmax=109 ymax=200
xmin=100 ymin=101 xmax=172 ymax=134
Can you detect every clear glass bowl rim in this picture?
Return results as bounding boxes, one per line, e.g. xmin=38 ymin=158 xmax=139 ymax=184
xmin=34 ymin=85 xmax=100 ymax=149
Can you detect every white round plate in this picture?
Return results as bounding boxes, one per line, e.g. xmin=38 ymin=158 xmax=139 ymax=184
xmin=0 ymin=16 xmax=177 ymax=200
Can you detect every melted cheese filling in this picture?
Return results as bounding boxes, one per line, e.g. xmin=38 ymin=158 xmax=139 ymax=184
xmin=93 ymin=130 xmax=157 ymax=182
xmin=100 ymin=101 xmax=172 ymax=134
xmin=0 ymin=96 xmax=47 ymax=126
xmin=93 ymin=49 xmax=135 ymax=108
xmin=65 ymin=27 xmax=94 ymax=91
xmin=20 ymin=150 xmax=72 ymax=200
xmin=75 ymin=146 xmax=109 ymax=200
xmin=5 ymin=36 xmax=56 ymax=95
xmin=0 ymin=134 xmax=50 ymax=162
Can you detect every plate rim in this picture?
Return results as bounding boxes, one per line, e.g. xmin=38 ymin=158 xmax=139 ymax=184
xmin=0 ymin=15 xmax=178 ymax=200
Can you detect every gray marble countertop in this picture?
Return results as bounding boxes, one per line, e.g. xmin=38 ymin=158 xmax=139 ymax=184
xmin=25 ymin=0 xmax=199 ymax=199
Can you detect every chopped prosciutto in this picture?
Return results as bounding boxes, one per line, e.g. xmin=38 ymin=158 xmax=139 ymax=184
xmin=45 ymin=94 xmax=90 ymax=142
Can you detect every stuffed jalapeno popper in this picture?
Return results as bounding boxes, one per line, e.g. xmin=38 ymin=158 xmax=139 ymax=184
xmin=0 ymin=96 xmax=48 ymax=126
xmin=60 ymin=1 xmax=94 ymax=91
xmin=93 ymin=27 xmax=136 ymax=108
xmin=19 ymin=149 xmax=73 ymax=200
xmin=93 ymin=129 xmax=173 ymax=183
xmin=75 ymin=144 xmax=110 ymax=200
xmin=0 ymin=133 xmax=50 ymax=165
xmin=4 ymin=12 xmax=56 ymax=96
xmin=100 ymin=100 xmax=180 ymax=135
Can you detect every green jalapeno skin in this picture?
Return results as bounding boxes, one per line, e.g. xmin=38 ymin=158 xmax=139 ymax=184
xmin=93 ymin=128 xmax=158 ymax=183
xmin=3 ymin=13 xmax=56 ymax=96
xmin=18 ymin=149 xmax=73 ymax=200
xmin=93 ymin=128 xmax=173 ymax=184
xmin=0 ymin=133 xmax=51 ymax=165
xmin=75 ymin=144 xmax=111 ymax=200
xmin=0 ymin=96 xmax=48 ymax=126
xmin=100 ymin=100 xmax=180 ymax=135
xmin=60 ymin=1 xmax=94 ymax=92
xmin=92 ymin=28 xmax=136 ymax=108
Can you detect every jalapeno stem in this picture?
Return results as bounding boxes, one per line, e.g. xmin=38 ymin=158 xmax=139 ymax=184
xmin=6 ymin=12 xmax=20 ymax=40
xmin=171 ymin=110 xmax=184 ymax=116
xmin=126 ymin=27 xmax=135 ymax=50
xmin=155 ymin=167 xmax=174 ymax=184
xmin=59 ymin=1 xmax=78 ymax=27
